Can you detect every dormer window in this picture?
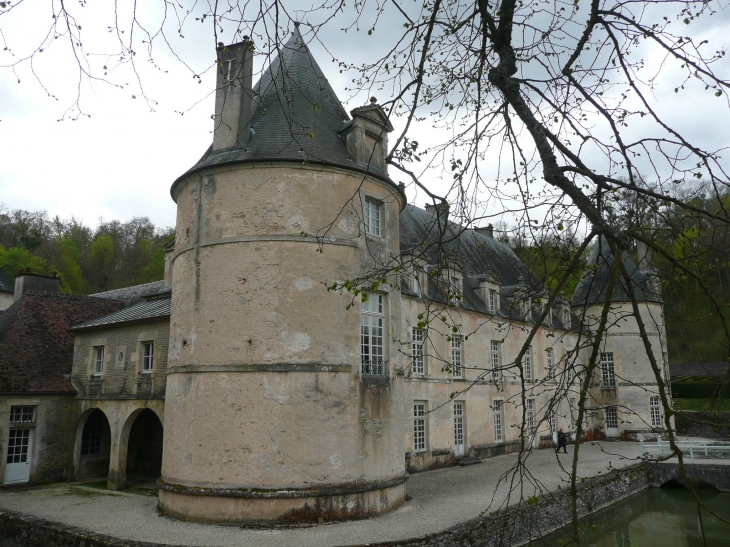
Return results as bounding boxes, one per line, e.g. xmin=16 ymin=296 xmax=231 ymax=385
xmin=488 ymin=289 xmax=497 ymax=313
xmin=563 ymin=307 xmax=571 ymax=327
xmin=412 ymin=269 xmax=422 ymax=296
xmin=521 ymin=297 xmax=531 ymax=317
xmin=450 ymin=276 xmax=462 ymax=304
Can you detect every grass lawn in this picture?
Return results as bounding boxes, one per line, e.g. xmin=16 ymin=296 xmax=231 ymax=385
xmin=673 ymin=398 xmax=730 ymax=412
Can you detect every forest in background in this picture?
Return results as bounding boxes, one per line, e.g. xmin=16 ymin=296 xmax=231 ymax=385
xmin=0 ymin=208 xmax=175 ymax=294
xmin=1 ymin=183 xmax=728 ymax=364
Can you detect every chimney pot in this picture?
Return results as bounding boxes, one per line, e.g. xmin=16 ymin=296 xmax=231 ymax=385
xmin=475 ymin=223 xmax=494 ymax=238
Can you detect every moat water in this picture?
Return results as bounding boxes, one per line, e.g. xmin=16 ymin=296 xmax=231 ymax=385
xmin=536 ymin=487 xmax=730 ymax=546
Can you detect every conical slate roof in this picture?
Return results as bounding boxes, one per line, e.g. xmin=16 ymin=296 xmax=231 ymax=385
xmin=173 ymin=25 xmax=395 ymax=192
xmin=572 ymin=236 xmax=662 ymax=307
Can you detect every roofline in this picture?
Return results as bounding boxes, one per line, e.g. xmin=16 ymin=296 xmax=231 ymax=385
xmin=170 ymin=158 xmax=407 ymax=211
xmin=68 ymin=313 xmax=171 ymax=333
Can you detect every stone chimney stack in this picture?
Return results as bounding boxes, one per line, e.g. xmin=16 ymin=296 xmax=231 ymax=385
xmin=347 ymin=97 xmax=393 ymax=172
xmin=212 ymin=38 xmax=254 ymax=152
xmin=425 ymin=202 xmax=450 ymax=230
xmin=14 ymin=274 xmax=60 ymax=302
xmin=475 ymin=224 xmax=494 ymax=238
xmin=637 ymin=240 xmax=655 ymax=271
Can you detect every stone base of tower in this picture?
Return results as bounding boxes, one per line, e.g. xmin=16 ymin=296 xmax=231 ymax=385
xmin=157 ymin=475 xmax=407 ymax=525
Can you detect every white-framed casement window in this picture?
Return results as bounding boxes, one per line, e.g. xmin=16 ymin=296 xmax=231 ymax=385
xmin=563 ymin=307 xmax=571 ymax=327
xmin=549 ymin=409 xmax=556 ymax=433
xmin=412 ymin=327 xmax=425 ymax=375
xmin=452 ymin=335 xmax=463 ymax=378
xmin=605 ymin=406 xmax=619 ymax=430
xmin=650 ymin=396 xmax=662 ymax=428
xmin=488 ymin=289 xmax=498 ymax=313
xmin=524 ymin=345 xmax=533 ymax=381
xmin=491 ymin=340 xmax=501 ymax=380
xmin=569 ymin=398 xmax=577 ymax=430
xmin=364 ymin=198 xmax=382 ymax=237
xmin=600 ymin=352 xmax=616 ymax=387
xmin=411 ymin=267 xmax=422 ymax=296
xmin=546 ymin=348 xmax=554 ymax=380
xmin=413 ymin=401 xmax=427 ymax=452
xmin=526 ymin=398 xmax=535 ymax=433
xmin=493 ymin=399 xmax=505 ymax=442
xmin=142 ymin=341 xmax=155 ymax=372
xmin=521 ymin=297 xmax=531 ymax=317
xmin=9 ymin=406 xmax=36 ymax=424
xmin=449 ymin=276 xmax=462 ymax=304
xmin=361 ymin=293 xmax=385 ymax=376
xmin=93 ymin=346 xmax=105 ymax=375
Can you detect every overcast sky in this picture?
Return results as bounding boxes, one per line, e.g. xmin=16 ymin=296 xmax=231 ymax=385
xmin=1 ymin=1 xmax=729 ymax=232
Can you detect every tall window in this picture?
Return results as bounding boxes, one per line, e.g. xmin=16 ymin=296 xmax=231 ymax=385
xmin=454 ymin=401 xmax=465 ymax=447
xmin=412 ymin=269 xmax=421 ymax=295
xmin=413 ymin=401 xmax=427 ymax=452
xmin=9 ymin=406 xmax=35 ymax=423
xmin=493 ymin=400 xmax=504 ymax=442
xmin=142 ymin=341 xmax=155 ymax=372
xmin=526 ymin=399 xmax=535 ymax=433
xmin=412 ymin=328 xmax=425 ymax=375
xmin=364 ymin=198 xmax=381 ymax=236
xmin=452 ymin=335 xmax=463 ymax=378
xmin=491 ymin=340 xmax=501 ymax=380
xmin=569 ymin=398 xmax=576 ymax=430
xmin=488 ymin=289 xmax=497 ymax=313
xmin=6 ymin=429 xmax=30 ymax=465
xmin=563 ymin=307 xmax=571 ymax=327
xmin=524 ymin=345 xmax=533 ymax=381
xmin=549 ymin=409 xmax=556 ymax=433
xmin=361 ymin=294 xmax=385 ymax=376
xmin=546 ymin=348 xmax=554 ymax=380
xmin=601 ymin=353 xmax=616 ymax=387
xmin=650 ymin=397 xmax=662 ymax=428
xmin=606 ymin=406 xmax=619 ymax=430
xmin=93 ymin=346 xmax=104 ymax=375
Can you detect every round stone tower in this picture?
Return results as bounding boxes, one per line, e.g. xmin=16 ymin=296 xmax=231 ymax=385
xmin=158 ymin=28 xmax=407 ymax=525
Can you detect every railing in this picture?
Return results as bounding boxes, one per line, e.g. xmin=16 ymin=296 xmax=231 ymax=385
xmin=640 ymin=438 xmax=730 ymax=463
xmin=361 ymin=360 xmax=386 ymax=377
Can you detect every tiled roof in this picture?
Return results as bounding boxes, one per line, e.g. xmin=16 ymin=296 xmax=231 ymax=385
xmin=0 ymin=294 xmax=123 ymax=392
xmin=0 ymin=269 xmax=13 ymax=293
xmin=572 ymin=236 xmax=661 ymax=307
xmin=70 ymin=297 xmax=171 ymax=332
xmin=91 ymin=280 xmax=170 ymax=307
xmin=172 ymin=25 xmax=399 ymax=195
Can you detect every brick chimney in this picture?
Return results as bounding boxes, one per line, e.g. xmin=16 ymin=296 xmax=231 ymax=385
xmin=212 ymin=38 xmax=254 ymax=152
xmin=14 ymin=274 xmax=60 ymax=302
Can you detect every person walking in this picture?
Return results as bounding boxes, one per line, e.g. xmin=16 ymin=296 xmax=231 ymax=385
xmin=556 ymin=429 xmax=568 ymax=454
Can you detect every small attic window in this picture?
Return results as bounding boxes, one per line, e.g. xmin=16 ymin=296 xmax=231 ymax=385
xmin=488 ymin=289 xmax=498 ymax=313
xmin=521 ymin=297 xmax=531 ymax=317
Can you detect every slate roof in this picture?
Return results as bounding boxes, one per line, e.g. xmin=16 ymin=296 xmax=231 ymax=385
xmin=91 ymin=280 xmax=171 ymax=307
xmin=70 ymin=296 xmax=171 ymax=332
xmin=0 ymin=294 xmax=123 ymax=393
xmin=398 ymin=205 xmax=575 ymax=327
xmin=572 ymin=236 xmax=662 ymax=307
xmin=172 ymin=24 xmax=401 ymax=196
xmin=0 ymin=269 xmax=13 ymax=294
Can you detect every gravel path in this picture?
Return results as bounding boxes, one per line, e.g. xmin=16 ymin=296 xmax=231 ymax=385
xmin=0 ymin=441 xmax=659 ymax=547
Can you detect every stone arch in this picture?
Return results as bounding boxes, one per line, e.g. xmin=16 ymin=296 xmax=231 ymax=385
xmin=72 ymin=407 xmax=112 ymax=481
xmin=109 ymin=407 xmax=164 ymax=490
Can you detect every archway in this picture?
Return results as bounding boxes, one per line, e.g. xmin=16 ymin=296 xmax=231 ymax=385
xmin=75 ymin=409 xmax=112 ymax=481
xmin=125 ymin=409 xmax=163 ymax=486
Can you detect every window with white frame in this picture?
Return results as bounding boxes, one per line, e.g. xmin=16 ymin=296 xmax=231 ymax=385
xmin=563 ymin=307 xmax=571 ymax=327
xmin=605 ymin=406 xmax=619 ymax=429
xmin=364 ymin=198 xmax=381 ymax=236
xmin=6 ymin=429 xmax=31 ymax=465
xmin=526 ymin=398 xmax=535 ymax=433
xmin=361 ymin=294 xmax=385 ymax=376
xmin=412 ymin=327 xmax=425 ymax=375
xmin=413 ymin=401 xmax=427 ymax=452
xmin=569 ymin=398 xmax=576 ymax=430
xmin=449 ymin=275 xmax=462 ymax=304
xmin=521 ymin=297 xmax=531 ymax=316
xmin=491 ymin=340 xmax=501 ymax=380
xmin=600 ymin=352 xmax=616 ymax=387
xmin=493 ymin=400 xmax=505 ymax=442
xmin=452 ymin=335 xmax=463 ymax=378
xmin=546 ymin=348 xmax=554 ymax=379
xmin=93 ymin=346 xmax=104 ymax=375
xmin=650 ymin=396 xmax=662 ymax=428
xmin=488 ymin=289 xmax=498 ymax=313
xmin=9 ymin=406 xmax=36 ymax=424
xmin=524 ymin=345 xmax=533 ymax=380
xmin=549 ymin=409 xmax=556 ymax=433
xmin=412 ymin=268 xmax=422 ymax=296
xmin=142 ymin=341 xmax=155 ymax=372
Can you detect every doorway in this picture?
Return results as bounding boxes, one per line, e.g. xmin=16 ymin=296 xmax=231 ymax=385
xmin=125 ymin=409 xmax=163 ymax=486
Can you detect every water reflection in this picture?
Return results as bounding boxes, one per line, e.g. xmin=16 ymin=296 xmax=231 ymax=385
xmin=534 ymin=487 xmax=730 ymax=547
